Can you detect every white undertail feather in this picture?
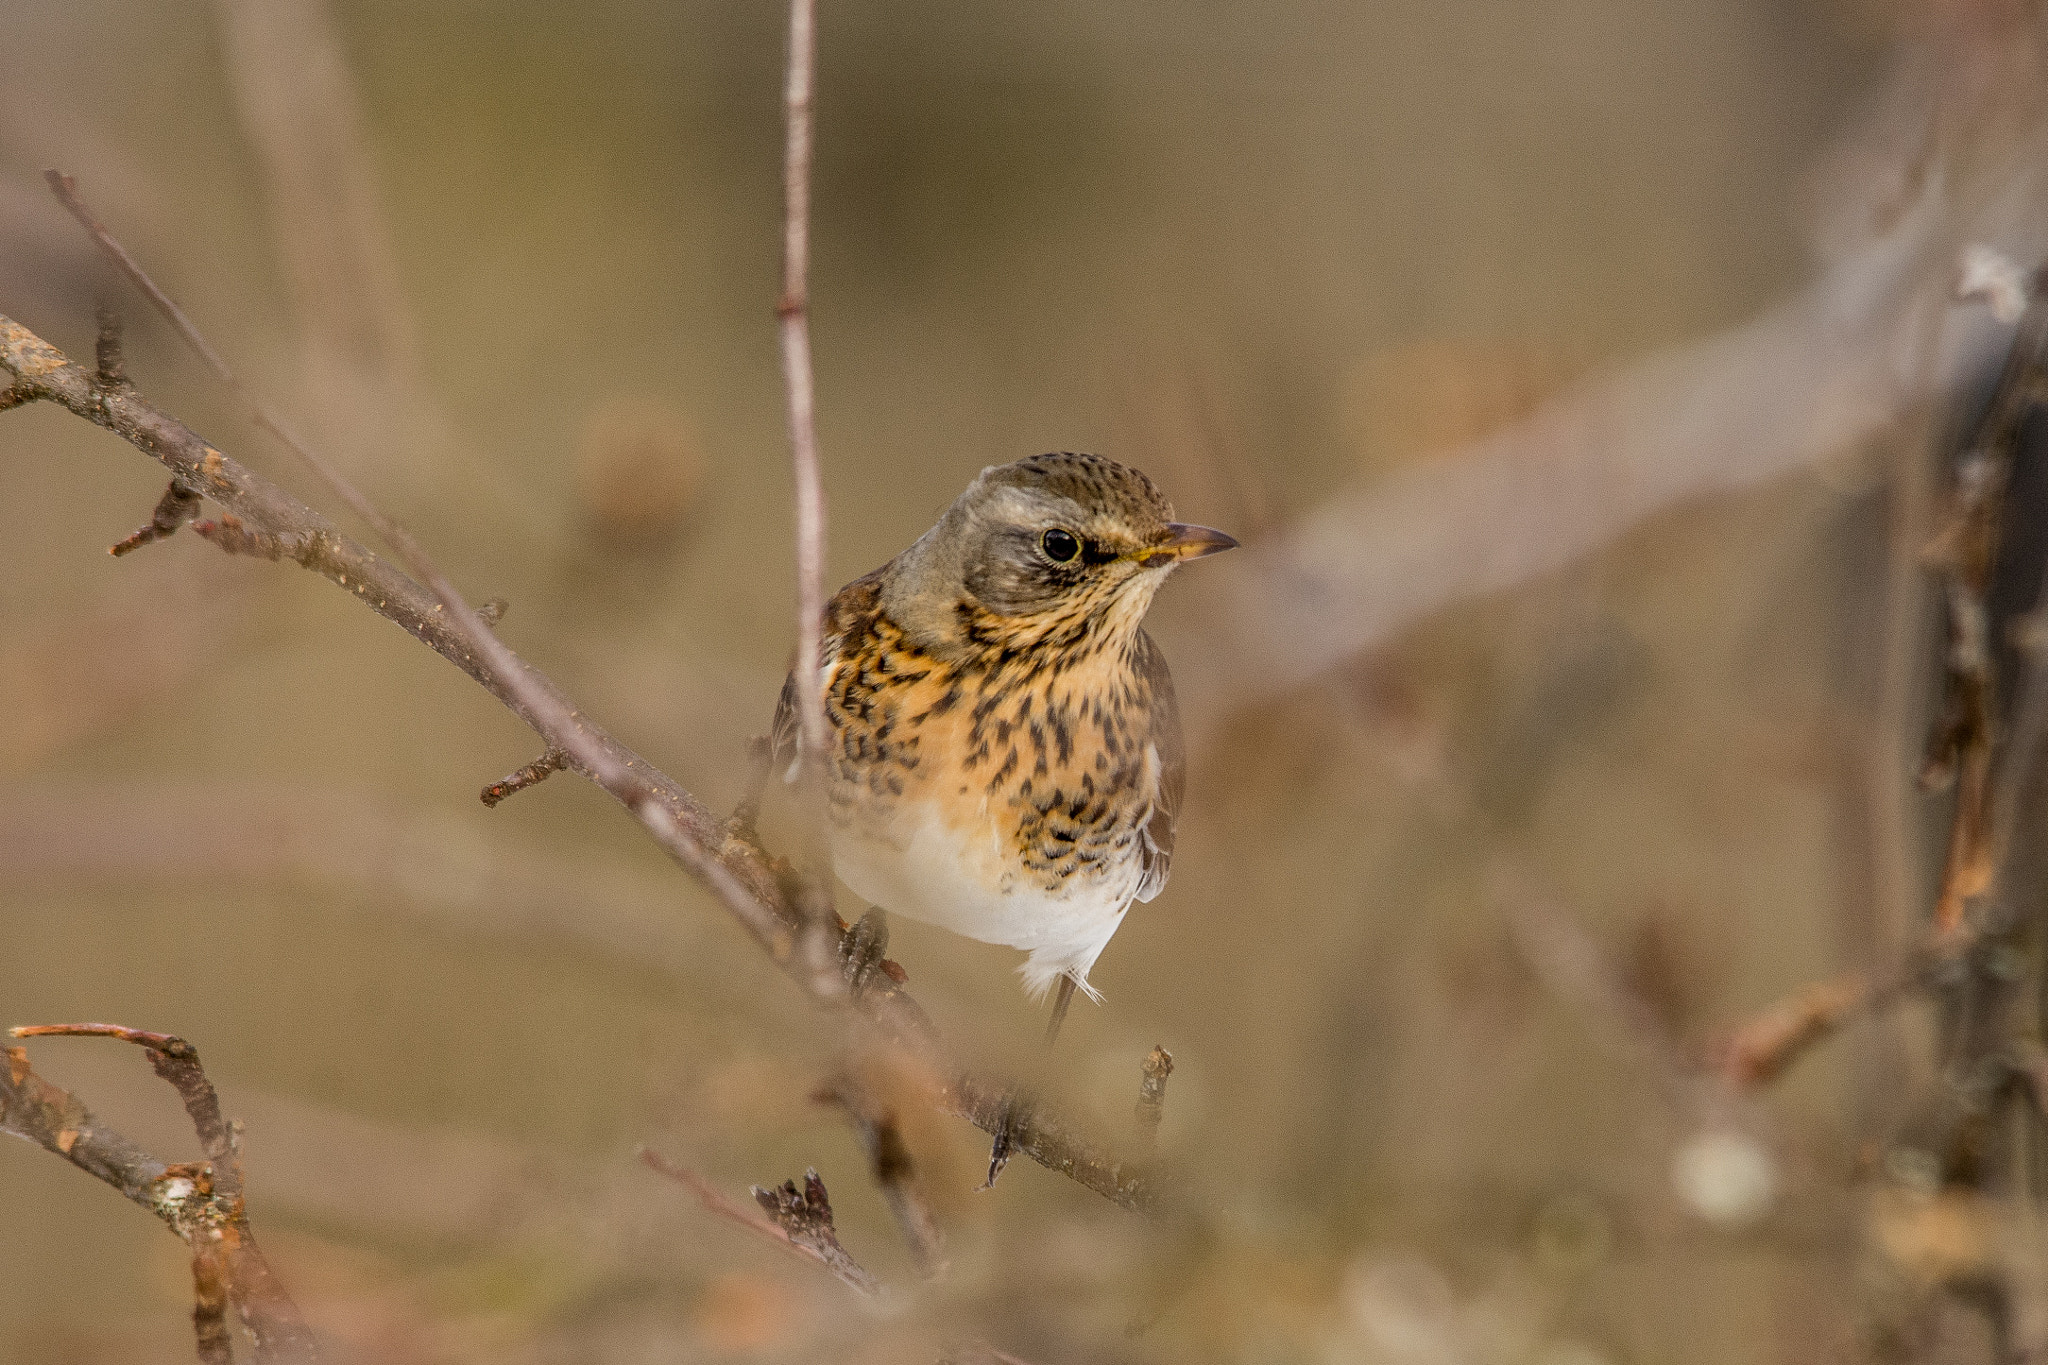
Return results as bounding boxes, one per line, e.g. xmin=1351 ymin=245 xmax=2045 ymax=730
xmin=1019 ymin=938 xmax=1114 ymax=1004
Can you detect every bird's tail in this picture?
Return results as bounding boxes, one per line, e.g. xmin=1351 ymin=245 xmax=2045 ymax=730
xmin=1018 ymin=950 xmax=1105 ymax=1005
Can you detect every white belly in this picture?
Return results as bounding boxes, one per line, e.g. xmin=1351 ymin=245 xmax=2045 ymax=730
xmin=829 ymin=798 xmax=1135 ymax=1000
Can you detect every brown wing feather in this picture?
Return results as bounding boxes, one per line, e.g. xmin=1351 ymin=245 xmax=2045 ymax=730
xmin=1133 ymin=628 xmax=1183 ymax=903
xmin=770 ymin=570 xmax=887 ymax=781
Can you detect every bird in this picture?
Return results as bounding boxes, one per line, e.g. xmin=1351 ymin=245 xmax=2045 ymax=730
xmin=770 ymin=452 xmax=1236 ymax=1039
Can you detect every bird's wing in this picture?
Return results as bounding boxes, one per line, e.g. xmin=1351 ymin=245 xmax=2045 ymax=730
xmin=1133 ymin=628 xmax=1184 ymax=903
xmin=770 ymin=570 xmax=886 ymax=782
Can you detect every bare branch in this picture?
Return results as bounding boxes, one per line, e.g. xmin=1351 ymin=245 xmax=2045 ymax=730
xmin=775 ymin=0 xmax=842 ymax=996
xmin=479 ymin=746 xmax=567 ymax=808
xmin=1136 ymin=1045 xmax=1173 ymax=1145
xmin=3 ymin=228 xmax=1161 ymax=1209
xmin=639 ymin=1149 xmax=879 ymax=1298
xmin=942 ymin=1069 xmax=1161 ymax=1212
xmin=48 ymin=173 xmax=783 ymax=954
xmin=94 ymin=303 xmax=127 ymax=388
xmin=110 ymin=478 xmax=203 ymax=557
xmin=2 ymin=1030 xmax=317 ymax=1361
xmin=1 ymin=306 xmax=791 ymax=957
xmin=752 ymin=1168 xmax=880 ymax=1298
xmin=11 ymin=1024 xmax=238 ymax=1191
xmin=1187 ymin=183 xmax=1977 ymax=737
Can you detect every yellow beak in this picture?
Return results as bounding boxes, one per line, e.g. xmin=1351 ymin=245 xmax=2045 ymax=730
xmin=1136 ymin=522 xmax=1239 ymax=565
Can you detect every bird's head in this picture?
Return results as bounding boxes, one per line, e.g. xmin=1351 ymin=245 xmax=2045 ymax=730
xmin=883 ymin=452 xmax=1236 ymax=656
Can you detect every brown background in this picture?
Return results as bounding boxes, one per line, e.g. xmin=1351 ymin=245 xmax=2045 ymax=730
xmin=0 ymin=0 xmax=1960 ymax=1361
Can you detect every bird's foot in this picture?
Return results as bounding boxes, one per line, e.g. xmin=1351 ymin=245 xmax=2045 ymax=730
xmin=840 ymin=909 xmax=890 ymax=997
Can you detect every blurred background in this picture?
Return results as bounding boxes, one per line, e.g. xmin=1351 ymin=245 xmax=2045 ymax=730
xmin=4 ymin=0 xmax=2048 ymax=1361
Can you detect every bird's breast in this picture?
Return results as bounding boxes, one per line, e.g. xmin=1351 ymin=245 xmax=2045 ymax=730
xmin=819 ymin=626 xmax=1163 ymax=947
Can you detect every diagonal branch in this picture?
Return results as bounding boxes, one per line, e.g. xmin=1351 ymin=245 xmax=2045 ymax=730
xmin=0 ymin=308 xmax=1158 ymax=1213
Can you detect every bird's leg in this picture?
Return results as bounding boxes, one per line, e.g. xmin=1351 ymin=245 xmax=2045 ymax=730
xmin=982 ymin=973 xmax=1080 ymax=1189
xmin=1044 ymin=974 xmax=1078 ymax=1047
xmin=726 ymin=734 xmax=775 ymax=840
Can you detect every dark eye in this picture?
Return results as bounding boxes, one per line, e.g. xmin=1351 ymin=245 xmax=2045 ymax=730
xmin=1040 ymin=528 xmax=1081 ymax=562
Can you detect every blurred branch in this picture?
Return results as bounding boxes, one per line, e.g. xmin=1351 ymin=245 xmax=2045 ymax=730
xmin=1710 ymin=253 xmax=2048 ymax=1094
xmin=1193 ymin=181 xmax=2000 ymax=736
xmin=1 ymin=1026 xmax=317 ymax=1361
xmin=938 ymin=1345 xmax=1040 ymax=1365
xmin=823 ymin=1073 xmax=949 ymax=1279
xmin=209 ymin=0 xmax=417 ymax=376
xmin=0 ymin=240 xmax=1159 ymax=1215
xmin=1136 ymin=1046 xmax=1173 ymax=1146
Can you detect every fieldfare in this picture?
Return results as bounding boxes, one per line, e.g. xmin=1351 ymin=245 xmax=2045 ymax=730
xmin=773 ymin=452 xmax=1235 ymax=1035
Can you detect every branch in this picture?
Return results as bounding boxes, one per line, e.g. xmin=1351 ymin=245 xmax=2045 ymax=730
xmin=776 ymin=0 xmax=841 ymax=993
xmin=1135 ymin=1046 xmax=1173 ymax=1146
xmin=46 ymin=170 xmax=791 ymax=957
xmin=0 ymin=293 xmax=1156 ymax=1209
xmin=823 ymin=1072 xmax=948 ymax=1278
xmin=479 ymin=745 xmax=566 ymax=808
xmin=638 ymin=1149 xmax=879 ymax=1298
xmin=2 ymin=1026 xmax=316 ymax=1361
xmin=751 ymin=1168 xmax=880 ymax=1298
xmin=1711 ymin=255 xmax=2048 ymax=1090
xmin=1186 ymin=183 xmax=1979 ymax=737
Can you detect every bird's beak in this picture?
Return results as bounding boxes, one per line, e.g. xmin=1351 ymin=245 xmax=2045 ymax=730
xmin=1137 ymin=522 xmax=1239 ymax=566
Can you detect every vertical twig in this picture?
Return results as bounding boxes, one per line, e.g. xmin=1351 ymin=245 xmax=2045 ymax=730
xmin=776 ymin=0 xmax=844 ymax=995
xmin=1136 ymin=1046 xmax=1173 ymax=1147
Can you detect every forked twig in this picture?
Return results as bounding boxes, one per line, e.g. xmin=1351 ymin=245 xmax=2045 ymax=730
xmin=2 ymin=1025 xmax=316 ymax=1361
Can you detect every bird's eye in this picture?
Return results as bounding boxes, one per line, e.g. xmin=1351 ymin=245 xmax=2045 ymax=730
xmin=1041 ymin=528 xmax=1081 ymax=563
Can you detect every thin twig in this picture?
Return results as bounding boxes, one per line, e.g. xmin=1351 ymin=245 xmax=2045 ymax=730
xmin=94 ymin=303 xmax=126 ymax=387
xmin=1136 ymin=1046 xmax=1173 ymax=1145
xmin=775 ymin=0 xmax=843 ymax=996
xmin=639 ymin=1149 xmax=879 ymax=1297
xmin=110 ymin=478 xmax=203 ymax=557
xmin=479 ymin=746 xmax=567 ymax=807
